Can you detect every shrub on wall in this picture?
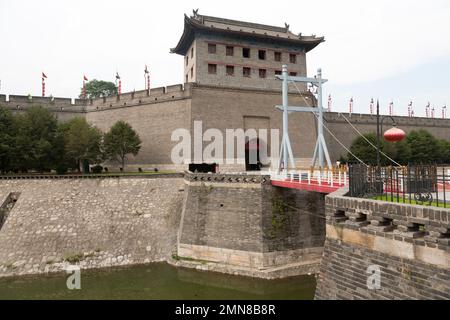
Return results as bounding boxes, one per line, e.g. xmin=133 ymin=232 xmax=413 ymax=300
xmin=91 ymin=165 xmax=103 ymax=174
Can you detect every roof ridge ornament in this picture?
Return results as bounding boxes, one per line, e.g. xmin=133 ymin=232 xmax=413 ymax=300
xmin=192 ymin=8 xmax=199 ymax=18
xmin=284 ymin=23 xmax=290 ymax=30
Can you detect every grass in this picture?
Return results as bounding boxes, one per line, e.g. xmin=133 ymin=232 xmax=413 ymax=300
xmin=99 ymin=170 xmax=176 ymax=176
xmin=372 ymin=194 xmax=449 ymax=208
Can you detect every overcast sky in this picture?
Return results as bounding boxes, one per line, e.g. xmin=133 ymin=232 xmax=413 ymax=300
xmin=1 ymin=0 xmax=449 ymax=116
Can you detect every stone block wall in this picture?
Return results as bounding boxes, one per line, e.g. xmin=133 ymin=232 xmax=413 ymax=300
xmin=178 ymin=172 xmax=325 ymax=272
xmin=315 ymin=188 xmax=450 ymax=300
xmin=0 ymin=176 xmax=185 ymax=277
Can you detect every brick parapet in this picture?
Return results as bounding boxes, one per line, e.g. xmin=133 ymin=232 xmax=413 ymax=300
xmin=325 ymin=188 xmax=450 ymax=250
xmin=325 ymin=112 xmax=450 ymax=128
xmin=86 ymin=83 xmax=192 ymax=112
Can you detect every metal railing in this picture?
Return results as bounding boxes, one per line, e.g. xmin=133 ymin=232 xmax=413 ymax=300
xmin=270 ymin=166 xmax=348 ymax=188
xmin=349 ymin=164 xmax=450 ymax=208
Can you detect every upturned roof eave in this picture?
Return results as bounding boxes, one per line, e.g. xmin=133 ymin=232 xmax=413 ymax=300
xmin=171 ymin=15 xmax=324 ymax=55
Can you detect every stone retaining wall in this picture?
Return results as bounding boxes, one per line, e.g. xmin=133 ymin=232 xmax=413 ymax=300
xmin=0 ymin=176 xmax=185 ymax=278
xmin=178 ymin=172 xmax=325 ymax=277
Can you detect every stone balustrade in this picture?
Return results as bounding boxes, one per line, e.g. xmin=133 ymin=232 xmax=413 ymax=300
xmin=184 ymin=171 xmax=270 ymax=185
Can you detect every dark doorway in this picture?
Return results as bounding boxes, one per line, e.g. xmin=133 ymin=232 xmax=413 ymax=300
xmin=189 ymin=163 xmax=218 ymax=173
xmin=245 ymin=139 xmax=262 ymax=171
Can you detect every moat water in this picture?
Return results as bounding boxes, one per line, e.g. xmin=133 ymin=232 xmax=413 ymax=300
xmin=0 ymin=263 xmax=316 ymax=299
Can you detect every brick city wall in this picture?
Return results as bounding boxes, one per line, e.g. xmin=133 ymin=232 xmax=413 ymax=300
xmin=0 ymin=176 xmax=185 ymax=278
xmin=190 ymin=84 xmax=317 ymax=171
xmin=315 ymin=188 xmax=450 ymax=300
xmin=85 ymin=84 xmax=192 ymax=170
xmin=178 ymin=172 xmax=325 ymax=273
xmin=5 ymin=86 xmax=450 ymax=170
xmin=0 ymin=94 xmax=86 ymax=122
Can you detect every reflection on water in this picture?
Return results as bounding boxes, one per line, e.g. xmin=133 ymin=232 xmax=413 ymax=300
xmin=0 ymin=263 xmax=316 ymax=300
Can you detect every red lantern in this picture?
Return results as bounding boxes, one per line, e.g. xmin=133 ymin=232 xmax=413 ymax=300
xmin=383 ymin=127 xmax=406 ymax=142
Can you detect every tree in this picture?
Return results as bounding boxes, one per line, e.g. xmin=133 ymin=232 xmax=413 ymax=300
xmin=14 ymin=106 xmax=59 ymax=172
xmin=81 ymin=79 xmax=117 ymax=99
xmin=104 ymin=121 xmax=142 ymax=169
xmin=0 ymin=106 xmax=17 ymax=173
xmin=436 ymin=139 xmax=450 ymax=164
xmin=393 ymin=139 xmax=411 ymax=165
xmin=348 ymin=129 xmax=448 ymax=166
xmin=60 ymin=117 xmax=103 ymax=172
xmin=405 ymin=130 xmax=439 ymax=164
xmin=347 ymin=132 xmax=402 ymax=166
xmin=348 ymin=133 xmax=377 ymax=165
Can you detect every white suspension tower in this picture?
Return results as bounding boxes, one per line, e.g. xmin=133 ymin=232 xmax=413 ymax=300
xmin=275 ymin=65 xmax=332 ymax=172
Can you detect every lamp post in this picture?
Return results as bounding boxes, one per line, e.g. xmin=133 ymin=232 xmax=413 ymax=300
xmin=376 ymin=100 xmax=397 ymax=171
xmin=376 ymin=100 xmax=406 ymax=195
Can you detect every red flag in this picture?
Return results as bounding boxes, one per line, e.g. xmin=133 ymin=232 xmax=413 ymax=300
xmin=42 ymin=72 xmax=47 ymax=79
xmin=83 ymin=75 xmax=88 ymax=81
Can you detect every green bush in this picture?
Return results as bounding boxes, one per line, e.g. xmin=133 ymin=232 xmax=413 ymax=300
xmin=56 ymin=165 xmax=68 ymax=175
xmin=91 ymin=165 xmax=103 ymax=174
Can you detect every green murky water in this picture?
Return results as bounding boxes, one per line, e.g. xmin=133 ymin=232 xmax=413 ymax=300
xmin=0 ymin=263 xmax=316 ymax=300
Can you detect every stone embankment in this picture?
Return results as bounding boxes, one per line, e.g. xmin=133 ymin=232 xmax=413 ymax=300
xmin=0 ymin=175 xmax=185 ymax=277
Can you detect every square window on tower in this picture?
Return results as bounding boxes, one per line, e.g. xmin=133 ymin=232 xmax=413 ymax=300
xmin=226 ymin=65 xmax=234 ymax=76
xmin=226 ymin=46 xmax=234 ymax=56
xmin=258 ymin=50 xmax=266 ymax=60
xmin=208 ymin=43 xmax=217 ymax=54
xmin=259 ymin=69 xmax=266 ymax=78
xmin=243 ymin=48 xmax=251 ymax=58
xmin=274 ymin=51 xmax=282 ymax=62
xmin=243 ymin=67 xmax=251 ymax=77
xmin=208 ymin=64 xmax=217 ymax=74
xmin=289 ymin=53 xmax=297 ymax=64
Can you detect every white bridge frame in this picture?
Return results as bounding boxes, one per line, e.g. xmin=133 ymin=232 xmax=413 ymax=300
xmin=275 ymin=65 xmax=332 ymax=172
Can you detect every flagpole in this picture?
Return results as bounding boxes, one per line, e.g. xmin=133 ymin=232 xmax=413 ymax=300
xmin=41 ymin=72 xmax=46 ymax=97
xmin=81 ymin=75 xmax=88 ymax=99
xmin=349 ymin=97 xmax=353 ymax=117
xmin=116 ymin=72 xmax=121 ymax=96
xmin=144 ymin=65 xmax=150 ymax=92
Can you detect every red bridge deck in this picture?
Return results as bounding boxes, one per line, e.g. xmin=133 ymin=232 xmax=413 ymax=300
xmin=271 ymin=179 xmax=346 ymax=194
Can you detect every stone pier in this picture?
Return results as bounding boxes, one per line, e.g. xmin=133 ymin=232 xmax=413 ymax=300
xmin=174 ymin=172 xmax=325 ymax=279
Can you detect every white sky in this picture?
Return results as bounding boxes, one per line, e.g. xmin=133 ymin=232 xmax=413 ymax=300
xmin=1 ymin=0 xmax=450 ymax=116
